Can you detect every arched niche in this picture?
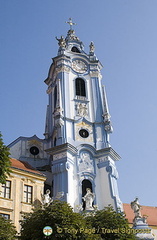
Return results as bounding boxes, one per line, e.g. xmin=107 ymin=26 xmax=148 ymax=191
xmin=82 ymin=179 xmax=92 ymax=210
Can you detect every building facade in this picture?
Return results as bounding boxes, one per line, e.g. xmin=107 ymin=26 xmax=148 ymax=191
xmin=0 ymin=158 xmax=46 ymax=232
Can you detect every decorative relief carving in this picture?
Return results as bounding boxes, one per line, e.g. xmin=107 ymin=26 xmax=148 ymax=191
xmin=78 ymin=152 xmax=94 ymax=172
xmin=76 ymin=103 xmax=88 ymax=117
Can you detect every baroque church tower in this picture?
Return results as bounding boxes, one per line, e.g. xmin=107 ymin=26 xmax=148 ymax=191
xmin=8 ymin=19 xmax=122 ymax=212
xmin=44 ymin=19 xmax=122 ymax=211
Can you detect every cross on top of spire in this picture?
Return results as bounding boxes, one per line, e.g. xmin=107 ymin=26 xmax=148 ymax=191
xmin=65 ymin=18 xmax=76 ymax=30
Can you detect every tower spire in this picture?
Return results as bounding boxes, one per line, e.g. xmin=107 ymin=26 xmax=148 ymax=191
xmin=65 ymin=17 xmax=76 ymax=30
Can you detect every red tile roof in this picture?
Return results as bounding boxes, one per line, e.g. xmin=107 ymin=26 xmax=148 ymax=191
xmin=10 ymin=158 xmax=45 ymax=177
xmin=123 ymin=203 xmax=157 ymax=226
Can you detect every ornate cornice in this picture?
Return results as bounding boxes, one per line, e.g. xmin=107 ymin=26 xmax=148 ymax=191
xmin=45 ymin=143 xmax=78 ymax=156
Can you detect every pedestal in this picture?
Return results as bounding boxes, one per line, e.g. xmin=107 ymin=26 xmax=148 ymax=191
xmin=133 ymin=217 xmax=154 ymax=240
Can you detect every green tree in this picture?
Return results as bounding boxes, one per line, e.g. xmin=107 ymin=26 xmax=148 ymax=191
xmin=20 ymin=200 xmax=99 ymax=240
xmin=0 ymin=215 xmax=17 ymax=240
xmin=20 ymin=201 xmax=136 ymax=240
xmin=0 ymin=133 xmax=11 ymax=184
xmin=85 ymin=205 xmax=136 ymax=240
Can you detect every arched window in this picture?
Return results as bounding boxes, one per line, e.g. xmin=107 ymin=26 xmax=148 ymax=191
xmin=75 ymin=78 xmax=86 ymax=97
xmin=71 ymin=46 xmax=80 ymax=53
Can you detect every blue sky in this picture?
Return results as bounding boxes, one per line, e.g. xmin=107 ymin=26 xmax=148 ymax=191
xmin=1 ymin=0 xmax=157 ymax=207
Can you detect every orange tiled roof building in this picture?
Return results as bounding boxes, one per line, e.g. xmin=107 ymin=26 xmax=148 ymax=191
xmin=0 ymin=158 xmax=46 ymax=232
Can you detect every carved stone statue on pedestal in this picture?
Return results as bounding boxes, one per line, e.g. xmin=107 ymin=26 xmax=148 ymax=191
xmin=82 ymin=188 xmax=95 ymax=210
xmin=131 ymin=197 xmax=142 ymax=219
xmin=41 ymin=189 xmax=53 ymax=206
xmin=130 ymin=198 xmax=154 ymax=240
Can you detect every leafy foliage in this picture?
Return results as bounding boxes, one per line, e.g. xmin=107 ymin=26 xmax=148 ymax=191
xmin=20 ymin=201 xmax=136 ymax=240
xmin=85 ymin=205 xmax=136 ymax=240
xmin=0 ymin=133 xmax=11 ymax=184
xmin=0 ymin=215 xmax=17 ymax=240
xmin=20 ymin=200 xmax=99 ymax=240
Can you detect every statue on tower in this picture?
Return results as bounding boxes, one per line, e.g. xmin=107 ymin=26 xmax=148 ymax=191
xmin=82 ymin=188 xmax=95 ymax=210
xmin=41 ymin=189 xmax=53 ymax=206
xmin=56 ymin=36 xmax=66 ymax=48
xmin=89 ymin=41 xmax=95 ymax=53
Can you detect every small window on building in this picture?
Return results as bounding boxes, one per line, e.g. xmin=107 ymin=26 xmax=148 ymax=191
xmin=54 ymin=137 xmax=57 ymax=146
xmin=1 ymin=180 xmax=11 ymax=199
xmin=24 ymin=185 xmax=32 ymax=204
xmin=75 ymin=78 xmax=86 ymax=97
xmin=0 ymin=213 xmax=10 ymax=220
xmin=71 ymin=46 xmax=80 ymax=53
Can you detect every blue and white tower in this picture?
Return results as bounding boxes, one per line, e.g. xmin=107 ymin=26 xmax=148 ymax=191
xmin=44 ymin=19 xmax=122 ymax=211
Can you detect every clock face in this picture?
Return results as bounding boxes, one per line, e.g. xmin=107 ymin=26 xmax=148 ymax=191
xmin=30 ymin=146 xmax=39 ymax=156
xmin=79 ymin=129 xmax=89 ymax=138
xmin=72 ymin=60 xmax=87 ymax=73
